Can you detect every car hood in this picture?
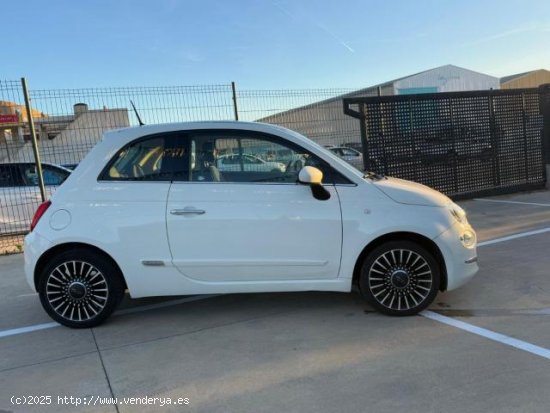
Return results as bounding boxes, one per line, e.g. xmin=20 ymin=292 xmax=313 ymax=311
xmin=371 ymin=176 xmax=451 ymax=207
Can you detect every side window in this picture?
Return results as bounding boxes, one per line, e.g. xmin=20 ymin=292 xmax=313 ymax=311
xmin=341 ymin=148 xmax=358 ymax=157
xmin=20 ymin=164 xmax=38 ymax=186
xmin=243 ymin=155 xmax=262 ymax=165
xmin=188 ymin=132 xmax=349 ymax=184
xmin=42 ymin=166 xmax=69 ymax=185
xmin=101 ymin=134 xmax=190 ymax=181
xmin=13 ymin=164 xmax=68 ymax=187
xmin=0 ymin=164 xmax=22 ymax=187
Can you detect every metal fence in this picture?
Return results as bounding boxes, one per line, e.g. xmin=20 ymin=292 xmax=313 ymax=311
xmin=0 ymin=80 xmax=357 ymax=252
xmin=0 ymin=79 xmax=549 ymax=253
xmin=1 ymin=80 xmax=33 ymax=253
xmin=344 ymin=87 xmax=549 ymax=199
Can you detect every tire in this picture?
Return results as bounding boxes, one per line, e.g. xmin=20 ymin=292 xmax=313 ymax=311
xmin=359 ymin=241 xmax=440 ymax=316
xmin=38 ymin=248 xmax=125 ymax=328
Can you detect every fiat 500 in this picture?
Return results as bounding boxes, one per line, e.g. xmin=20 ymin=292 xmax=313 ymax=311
xmin=24 ymin=121 xmax=478 ymax=328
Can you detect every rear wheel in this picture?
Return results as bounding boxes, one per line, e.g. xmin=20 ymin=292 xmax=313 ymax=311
xmin=38 ymin=249 xmax=125 ymax=328
xmin=359 ymin=241 xmax=440 ymax=316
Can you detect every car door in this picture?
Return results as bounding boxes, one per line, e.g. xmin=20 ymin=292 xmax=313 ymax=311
xmin=166 ymin=130 xmax=343 ymax=282
xmin=95 ymin=132 xmax=189 ymax=268
xmin=0 ymin=164 xmax=28 ymax=233
xmin=0 ymin=163 xmax=69 ymax=234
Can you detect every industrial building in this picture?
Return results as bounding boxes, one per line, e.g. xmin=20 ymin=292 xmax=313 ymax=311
xmin=259 ymin=64 xmax=500 ymax=146
xmin=500 ymin=69 xmax=550 ymax=89
xmin=0 ymin=102 xmax=129 ymax=166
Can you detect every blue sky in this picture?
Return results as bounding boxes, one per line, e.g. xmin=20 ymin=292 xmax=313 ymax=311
xmin=3 ymin=0 xmax=550 ymax=89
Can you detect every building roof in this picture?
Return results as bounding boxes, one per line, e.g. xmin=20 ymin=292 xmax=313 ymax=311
xmin=258 ymin=64 xmax=497 ymax=122
xmin=500 ymin=71 xmax=536 ymax=84
xmin=257 ymin=66 xmax=438 ymax=122
xmin=338 ymin=64 xmax=496 ymax=92
xmin=0 ymin=100 xmax=46 ymax=120
xmin=500 ymin=69 xmax=550 ymax=84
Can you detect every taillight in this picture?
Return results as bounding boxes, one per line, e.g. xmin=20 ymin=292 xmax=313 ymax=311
xmin=30 ymin=200 xmax=51 ymax=232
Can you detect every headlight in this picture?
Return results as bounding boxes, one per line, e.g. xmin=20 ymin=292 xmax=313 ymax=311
xmin=460 ymin=229 xmax=476 ymax=248
xmin=448 ymin=203 xmax=467 ymax=224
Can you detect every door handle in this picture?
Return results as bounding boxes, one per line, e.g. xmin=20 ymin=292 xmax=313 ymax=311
xmin=170 ymin=207 xmax=206 ymax=216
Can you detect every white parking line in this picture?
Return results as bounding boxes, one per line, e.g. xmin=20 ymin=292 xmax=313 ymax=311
xmin=473 ymin=198 xmax=550 ymax=207
xmin=477 ymin=227 xmax=550 ymax=247
xmin=17 ymin=292 xmax=38 ymax=298
xmin=1 ymin=226 xmax=550 ymax=343
xmin=421 ymin=311 xmax=550 ymax=360
xmin=0 ymin=295 xmax=219 ymax=339
xmin=0 ymin=322 xmax=59 ymax=338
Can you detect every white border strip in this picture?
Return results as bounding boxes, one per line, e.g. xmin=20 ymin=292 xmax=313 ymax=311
xmin=0 ymin=322 xmax=59 ymax=338
xmin=474 ymin=198 xmax=550 ymax=207
xmin=478 ymin=227 xmax=550 ymax=247
xmin=0 ymin=295 xmax=219 ymax=339
xmin=422 ymin=310 xmax=550 ymax=360
xmin=2 ymin=226 xmax=550 ymax=341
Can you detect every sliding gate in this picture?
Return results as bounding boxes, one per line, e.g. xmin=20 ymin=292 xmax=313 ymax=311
xmin=343 ymin=86 xmax=550 ymax=199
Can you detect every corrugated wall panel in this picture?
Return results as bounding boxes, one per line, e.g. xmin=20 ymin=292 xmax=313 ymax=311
xmin=394 ymin=65 xmax=500 ymax=93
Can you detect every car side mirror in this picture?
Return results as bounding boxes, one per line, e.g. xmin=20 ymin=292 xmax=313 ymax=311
xmin=298 ymin=166 xmax=331 ymax=201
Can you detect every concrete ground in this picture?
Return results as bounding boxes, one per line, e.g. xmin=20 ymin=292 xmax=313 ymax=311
xmin=0 ymin=190 xmax=549 ymax=413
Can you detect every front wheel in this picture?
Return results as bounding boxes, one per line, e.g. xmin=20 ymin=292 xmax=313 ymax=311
xmin=38 ymin=249 xmax=125 ymax=328
xmin=359 ymin=241 xmax=440 ymax=316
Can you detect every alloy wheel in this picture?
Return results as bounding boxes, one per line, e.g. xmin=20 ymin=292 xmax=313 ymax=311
xmin=367 ymin=249 xmax=433 ymax=311
xmin=45 ymin=260 xmax=109 ymax=322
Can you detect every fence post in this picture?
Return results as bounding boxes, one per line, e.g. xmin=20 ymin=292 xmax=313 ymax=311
xmin=448 ymin=99 xmax=459 ymax=194
xmin=487 ymin=93 xmax=501 ymax=187
xmin=358 ymin=103 xmax=370 ymax=171
xmin=231 ymin=81 xmax=239 ymax=121
xmin=21 ymin=77 xmax=46 ymax=202
xmin=539 ymin=84 xmax=550 ymax=188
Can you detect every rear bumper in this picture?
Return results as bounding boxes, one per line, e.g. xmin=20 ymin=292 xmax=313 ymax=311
xmin=24 ymin=231 xmax=53 ymax=292
xmin=434 ymin=222 xmax=479 ymax=291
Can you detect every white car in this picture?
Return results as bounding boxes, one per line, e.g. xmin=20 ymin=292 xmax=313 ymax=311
xmin=24 ymin=122 xmax=478 ymax=328
xmin=329 ymin=146 xmax=364 ymax=170
xmin=216 ymin=154 xmax=286 ymax=173
xmin=0 ymin=162 xmax=71 ymax=235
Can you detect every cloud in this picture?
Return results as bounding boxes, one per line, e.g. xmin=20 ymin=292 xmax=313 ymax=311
xmin=314 ymin=22 xmax=355 ymax=53
xmin=271 ymin=1 xmax=354 ymax=53
xmin=184 ymin=52 xmax=203 ymax=63
xmin=271 ymin=1 xmax=297 ymax=21
xmin=468 ymin=23 xmax=550 ymax=45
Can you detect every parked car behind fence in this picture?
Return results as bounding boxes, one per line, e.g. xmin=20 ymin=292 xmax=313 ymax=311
xmin=0 ymin=162 xmax=71 ymax=235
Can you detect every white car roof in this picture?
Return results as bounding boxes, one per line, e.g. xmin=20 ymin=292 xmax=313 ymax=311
xmin=106 ymin=121 xmax=303 ymax=145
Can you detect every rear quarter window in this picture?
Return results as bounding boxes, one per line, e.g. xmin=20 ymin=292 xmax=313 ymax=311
xmin=99 ymin=133 xmax=190 ymax=181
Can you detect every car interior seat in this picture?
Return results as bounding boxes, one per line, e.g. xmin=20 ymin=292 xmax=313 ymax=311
xmin=200 ymin=141 xmax=223 ymax=182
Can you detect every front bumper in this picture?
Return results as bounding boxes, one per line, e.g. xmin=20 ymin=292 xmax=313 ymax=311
xmin=434 ymin=221 xmax=479 ymax=291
